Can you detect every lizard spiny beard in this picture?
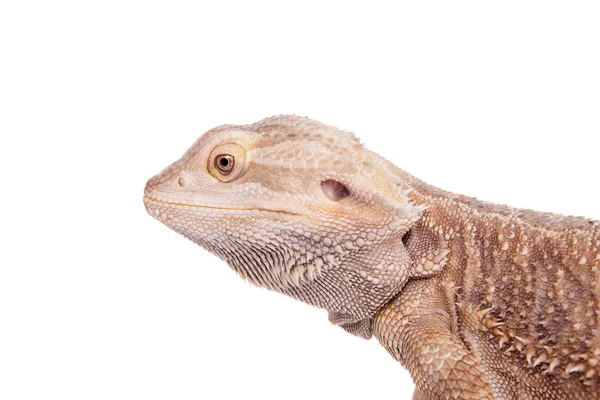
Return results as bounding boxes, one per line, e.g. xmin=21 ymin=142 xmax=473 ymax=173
xmin=149 ymin=201 xmax=411 ymax=338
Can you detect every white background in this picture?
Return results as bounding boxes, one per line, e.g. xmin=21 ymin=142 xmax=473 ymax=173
xmin=1 ymin=1 xmax=599 ymax=399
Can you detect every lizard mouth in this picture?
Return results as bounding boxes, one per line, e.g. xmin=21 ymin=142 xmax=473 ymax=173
xmin=143 ymin=195 xmax=301 ymax=216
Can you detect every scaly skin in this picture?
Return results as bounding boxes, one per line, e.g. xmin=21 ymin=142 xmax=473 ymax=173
xmin=144 ymin=116 xmax=600 ymax=399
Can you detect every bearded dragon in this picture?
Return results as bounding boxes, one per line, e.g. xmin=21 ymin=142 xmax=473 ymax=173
xmin=144 ymin=116 xmax=600 ymax=400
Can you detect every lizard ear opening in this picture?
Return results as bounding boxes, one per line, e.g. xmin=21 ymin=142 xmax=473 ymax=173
xmin=401 ymin=228 xmax=412 ymax=247
xmin=321 ymin=180 xmax=350 ymax=201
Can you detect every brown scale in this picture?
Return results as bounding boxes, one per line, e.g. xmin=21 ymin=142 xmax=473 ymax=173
xmin=414 ymin=188 xmax=600 ymax=395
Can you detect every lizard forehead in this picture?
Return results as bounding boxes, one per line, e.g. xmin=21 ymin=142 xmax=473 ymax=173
xmin=183 ymin=115 xmax=362 ymax=156
xmin=251 ymin=114 xmax=363 ymax=149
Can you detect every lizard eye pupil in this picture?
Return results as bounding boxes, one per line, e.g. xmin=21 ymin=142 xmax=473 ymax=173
xmin=215 ymin=154 xmax=234 ymax=174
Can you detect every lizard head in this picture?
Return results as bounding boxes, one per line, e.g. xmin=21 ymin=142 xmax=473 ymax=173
xmin=144 ymin=115 xmax=426 ymax=338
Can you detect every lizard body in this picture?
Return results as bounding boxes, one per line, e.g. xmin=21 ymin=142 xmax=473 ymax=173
xmin=144 ymin=116 xmax=600 ymax=399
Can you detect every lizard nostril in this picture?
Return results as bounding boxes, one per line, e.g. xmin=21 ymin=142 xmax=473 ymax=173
xmin=177 ymin=177 xmax=187 ymax=188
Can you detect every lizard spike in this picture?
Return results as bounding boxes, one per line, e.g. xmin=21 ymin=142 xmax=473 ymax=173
xmin=514 ymin=341 xmax=525 ymax=352
xmin=515 ymin=336 xmax=532 ymax=346
xmin=290 ymin=266 xmax=305 ymax=286
xmin=401 ymin=188 xmax=414 ymax=196
xmin=476 ymin=307 xmax=494 ymax=321
xmin=455 ymin=300 xmax=466 ymax=310
xmin=431 ymin=249 xmax=450 ymax=263
xmin=543 ymin=358 xmax=561 ymax=375
xmin=525 ymin=348 xmax=537 ymax=366
xmin=306 ymin=262 xmax=317 ymax=281
xmin=533 ymin=353 xmax=548 ymax=367
xmin=570 ymin=353 xmax=585 ymax=361
xmin=543 ymin=345 xmax=554 ymax=355
xmin=498 ymin=336 xmax=510 ymax=350
xmin=396 ymin=203 xmax=428 ymax=222
xmin=484 ymin=319 xmax=505 ymax=329
xmin=564 ymin=363 xmax=586 ymax=375
xmin=392 ymin=186 xmax=414 ymax=201
xmin=491 ymin=327 xmax=505 ymax=337
xmin=585 ymin=369 xmax=596 ymax=379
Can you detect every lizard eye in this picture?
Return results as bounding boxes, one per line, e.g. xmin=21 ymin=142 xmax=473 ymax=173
xmin=215 ymin=154 xmax=234 ymax=174
xmin=208 ymin=142 xmax=247 ymax=182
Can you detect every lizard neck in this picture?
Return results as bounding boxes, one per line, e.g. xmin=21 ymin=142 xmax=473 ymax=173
xmin=381 ymin=166 xmax=600 ymax=378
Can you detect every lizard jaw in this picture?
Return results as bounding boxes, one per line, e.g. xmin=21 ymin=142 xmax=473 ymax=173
xmin=143 ymin=195 xmax=302 ymax=217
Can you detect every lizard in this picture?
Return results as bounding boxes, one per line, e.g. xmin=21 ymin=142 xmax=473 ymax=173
xmin=143 ymin=115 xmax=600 ymax=400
